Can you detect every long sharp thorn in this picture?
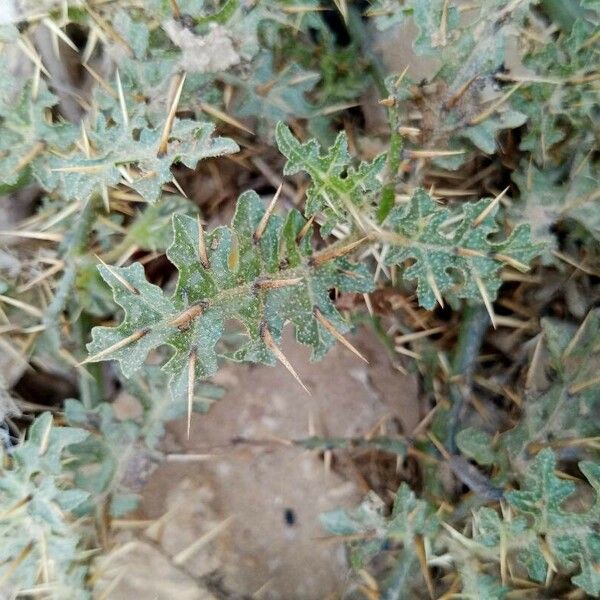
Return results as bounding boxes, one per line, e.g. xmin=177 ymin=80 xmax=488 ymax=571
xmin=313 ymin=307 xmax=368 ymax=363
xmin=255 ymin=277 xmax=303 ymax=290
xmin=0 ymin=542 xmax=33 ymax=588
xmin=101 ymin=184 xmax=110 ymax=213
xmin=82 ymin=329 xmax=148 ymax=365
xmin=469 ymin=83 xmax=523 ymax=126
xmin=12 ymin=141 xmax=45 ymax=175
xmin=187 ymin=350 xmax=196 ymax=440
xmin=310 ymin=237 xmax=367 ymax=267
xmin=260 ymin=323 xmax=310 ymax=394
xmin=158 ymin=72 xmax=187 ymax=157
xmin=96 ymin=256 xmax=139 ymax=294
xmin=83 ymin=64 xmax=117 ymax=97
xmin=415 ymin=535 xmax=434 ymax=599
xmin=474 ymin=274 xmax=497 ymax=329
xmin=168 ymin=303 xmax=205 ymax=329
xmin=43 ymin=18 xmax=78 ymax=52
xmin=296 ymin=215 xmax=315 ymax=243
xmin=426 ymin=269 xmax=444 ymax=308
xmin=254 ymin=184 xmax=283 ymax=243
xmin=115 ymin=69 xmax=128 ymax=129
xmin=197 ymin=214 xmax=209 ymax=270
xmin=473 ymin=186 xmax=509 ymax=226
xmin=170 ymin=0 xmax=181 ymax=18
xmin=81 ymin=122 xmax=91 ymax=157
xmin=199 ymin=102 xmax=254 ymax=135
xmin=494 ymin=253 xmax=529 ymax=272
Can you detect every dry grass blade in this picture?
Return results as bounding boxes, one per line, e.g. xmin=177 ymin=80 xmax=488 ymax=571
xmin=172 ymin=515 xmax=235 ymax=565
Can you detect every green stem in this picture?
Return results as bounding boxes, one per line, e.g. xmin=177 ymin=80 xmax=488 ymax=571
xmin=445 ymin=304 xmax=490 ymax=454
xmin=42 ymin=197 xmax=101 ymax=405
xmin=378 ymin=102 xmax=403 ymax=223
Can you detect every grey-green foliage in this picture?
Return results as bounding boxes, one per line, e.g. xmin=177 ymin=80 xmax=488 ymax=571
xmin=500 ymin=308 xmax=600 ymax=462
xmin=478 ymin=449 xmax=600 ymax=596
xmin=321 ymin=483 xmax=438 ymax=565
xmin=42 ymin=105 xmax=238 ymax=204
xmin=0 ymin=413 xmax=90 ymax=598
xmin=382 ymin=189 xmax=541 ymax=309
xmin=511 ymin=160 xmax=600 ymax=259
xmin=276 ymin=122 xmax=386 ymax=235
xmin=325 ymin=449 xmax=600 ymax=597
xmin=86 ymin=189 xmax=374 ymax=399
xmin=369 ymin=0 xmax=534 ymax=169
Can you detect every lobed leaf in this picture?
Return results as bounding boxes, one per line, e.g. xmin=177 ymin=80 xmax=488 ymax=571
xmin=87 ymin=191 xmax=373 ymax=398
xmin=383 ymin=189 xmax=542 ymax=309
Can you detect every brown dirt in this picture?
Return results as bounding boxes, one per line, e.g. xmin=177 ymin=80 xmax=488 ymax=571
xmin=133 ymin=326 xmax=420 ymax=599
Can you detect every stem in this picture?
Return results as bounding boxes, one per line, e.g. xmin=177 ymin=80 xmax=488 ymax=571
xmin=378 ymin=102 xmax=403 ymax=223
xmin=445 ymin=304 xmax=490 ymax=454
xmin=42 ymin=197 xmax=101 ymax=406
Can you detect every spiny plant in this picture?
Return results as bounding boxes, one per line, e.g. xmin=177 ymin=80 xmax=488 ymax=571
xmin=0 ymin=0 xmax=598 ymax=597
xmin=83 ymin=127 xmax=541 ymax=416
xmin=322 ymin=448 xmax=600 ymax=598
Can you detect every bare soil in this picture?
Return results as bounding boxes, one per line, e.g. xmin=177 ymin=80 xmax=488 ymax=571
xmin=121 ymin=326 xmax=421 ymax=599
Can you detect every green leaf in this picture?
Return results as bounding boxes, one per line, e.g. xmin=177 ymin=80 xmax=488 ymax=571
xmin=226 ymin=52 xmax=319 ymax=124
xmin=276 ymin=122 xmax=385 ymax=234
xmin=383 ymin=189 xmax=542 ymax=309
xmin=456 ymin=427 xmax=496 ymax=466
xmin=0 ymin=82 xmax=77 ymax=189
xmin=87 ymin=191 xmax=374 ymax=398
xmin=43 ymin=109 xmax=238 ymax=203
xmin=505 ymin=449 xmax=600 ymax=595
xmin=501 ymin=308 xmax=600 ymax=459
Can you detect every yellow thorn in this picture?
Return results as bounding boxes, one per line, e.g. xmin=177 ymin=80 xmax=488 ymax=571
xmin=42 ymin=18 xmax=78 ymax=52
xmin=115 ymin=69 xmax=129 ymax=129
xmin=187 ymin=350 xmax=196 ymax=440
xmin=11 ymin=141 xmax=45 ymax=175
xmin=168 ymin=303 xmax=205 ymax=329
xmin=255 ymin=277 xmax=303 ymax=290
xmin=474 ymin=274 xmax=497 ymax=329
xmin=254 ymin=184 xmax=283 ymax=243
xmin=494 ymin=253 xmax=529 ymax=272
xmin=295 ymin=215 xmax=315 ymax=244
xmin=172 ymin=515 xmax=235 ymax=565
xmin=0 ymin=542 xmax=34 ymax=588
xmin=83 ymin=328 xmax=148 ymax=364
xmin=198 ymin=101 xmax=254 ymax=135
xmin=473 ymin=187 xmax=509 ymax=227
xmin=313 ymin=307 xmax=368 ymax=363
xmin=468 ymin=83 xmax=523 ymax=126
xmin=196 ymin=214 xmax=210 ymax=270
xmin=80 ymin=121 xmax=91 ymax=158
xmin=426 ymin=269 xmax=444 ymax=308
xmin=83 ymin=64 xmax=117 ymax=98
xmin=0 ymin=294 xmax=44 ymax=318
xmin=415 ymin=535 xmax=434 ymax=599
xmin=96 ymin=256 xmax=139 ymax=294
xmin=568 ymin=376 xmax=600 ymax=395
xmin=407 ymin=149 xmax=465 ymax=158
xmin=260 ymin=323 xmax=310 ymax=394
xmin=38 ymin=414 xmax=53 ymax=456
xmin=158 ymin=72 xmax=187 ymax=157
xmin=310 ymin=237 xmax=367 ymax=267
xmin=101 ymin=183 xmax=110 ymax=213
